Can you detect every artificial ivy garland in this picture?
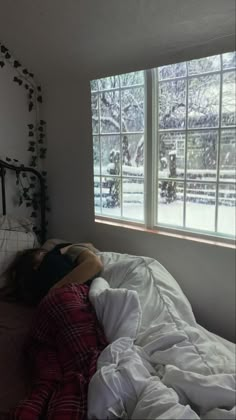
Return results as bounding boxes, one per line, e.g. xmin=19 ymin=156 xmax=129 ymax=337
xmin=0 ymin=41 xmax=49 ymax=238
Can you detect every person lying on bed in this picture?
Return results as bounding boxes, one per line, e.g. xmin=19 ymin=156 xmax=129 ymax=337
xmin=1 ymin=243 xmax=108 ymax=419
xmin=1 ymin=242 xmax=103 ymax=305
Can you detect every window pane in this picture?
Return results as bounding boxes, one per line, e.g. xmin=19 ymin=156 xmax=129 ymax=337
xmin=188 ymin=74 xmax=220 ymax=128
xmin=91 ymin=94 xmax=99 ymax=134
xmin=157 ymin=181 xmax=184 ymax=226
xmin=220 ymin=129 xmax=236 ymax=182
xmin=159 ymin=79 xmax=186 ymax=129
xmin=98 ymin=76 xmax=119 ymax=90
xmin=122 ymin=178 xmax=144 ymax=221
xmin=101 ymin=135 xmax=120 ymax=175
xmin=91 ymin=53 xmax=236 ymax=239
xmin=121 ymin=88 xmax=144 ymax=132
xmin=188 ymin=55 xmax=220 ymax=75
xmin=93 ymin=136 xmax=100 ymax=175
xmin=91 ymin=80 xmax=98 ymax=92
xmin=223 ymin=52 xmax=236 ymax=69
xmin=94 ymin=177 xmax=101 ymax=214
xmin=185 ymin=183 xmax=216 ymax=231
xmin=187 ymin=131 xmax=218 ymax=181
xmin=218 ymin=184 xmax=236 ymax=236
xmin=222 ymin=71 xmax=236 ymax=127
xmin=158 ymin=62 xmax=187 ymax=80
xmin=158 ymin=132 xmax=185 ymax=179
xmin=122 ymin=134 xmax=144 ymax=176
xmin=120 ymin=71 xmax=144 ymax=86
xmin=101 ymin=177 xmax=121 ymax=217
xmin=100 ymin=91 xmax=120 ymax=133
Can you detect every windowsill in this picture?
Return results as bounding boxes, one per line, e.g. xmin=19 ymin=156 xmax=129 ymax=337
xmin=95 ymin=218 xmax=236 ymax=249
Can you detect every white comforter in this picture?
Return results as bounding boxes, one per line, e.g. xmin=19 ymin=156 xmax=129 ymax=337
xmin=88 ymin=252 xmax=236 ymax=419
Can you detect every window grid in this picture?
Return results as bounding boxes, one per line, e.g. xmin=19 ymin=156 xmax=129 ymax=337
xmin=153 ymin=68 xmax=159 ymax=229
xmin=92 ymin=53 xmax=236 ymax=241
xmin=93 ymin=75 xmax=145 ymax=222
xmin=158 ymin=68 xmax=230 ymax=83
xmin=155 ymin=54 xmax=236 ymax=237
xmin=145 ymin=69 xmax=154 ymax=228
xmin=119 ymin=82 xmax=123 ymax=218
xmin=91 ymin=82 xmax=144 ymax=94
xmin=215 ymin=54 xmax=224 ymax=232
xmin=98 ymin=89 xmax=102 ymax=213
xmin=94 ymin=89 xmax=108 ymax=213
xmin=183 ymin=63 xmax=189 ymax=228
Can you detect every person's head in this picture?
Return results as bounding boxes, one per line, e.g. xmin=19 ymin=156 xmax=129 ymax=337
xmin=0 ymin=248 xmax=47 ymax=305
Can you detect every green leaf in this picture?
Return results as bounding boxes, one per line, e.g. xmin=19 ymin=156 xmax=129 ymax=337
xmin=28 ymin=102 xmax=34 ymax=112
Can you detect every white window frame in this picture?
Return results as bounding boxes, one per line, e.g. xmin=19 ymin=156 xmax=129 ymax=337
xmin=153 ymin=54 xmax=236 ymax=241
xmin=93 ymin=53 xmax=236 ymax=245
xmin=92 ymin=76 xmax=145 ymax=222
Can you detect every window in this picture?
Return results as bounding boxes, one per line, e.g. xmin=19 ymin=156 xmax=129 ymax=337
xmin=91 ymin=52 xmax=236 ymax=241
xmin=91 ymin=72 xmax=145 ymax=221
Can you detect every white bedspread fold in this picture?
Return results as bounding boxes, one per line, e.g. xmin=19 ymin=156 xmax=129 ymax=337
xmin=87 ymin=252 xmax=236 ymax=419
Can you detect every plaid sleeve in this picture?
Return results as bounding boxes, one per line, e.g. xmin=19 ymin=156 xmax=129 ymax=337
xmin=12 ymin=344 xmax=61 ymax=420
xmin=12 ymin=284 xmax=107 ymax=420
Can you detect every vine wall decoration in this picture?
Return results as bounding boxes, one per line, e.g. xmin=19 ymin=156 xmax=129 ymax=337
xmin=0 ymin=41 xmax=49 ymax=238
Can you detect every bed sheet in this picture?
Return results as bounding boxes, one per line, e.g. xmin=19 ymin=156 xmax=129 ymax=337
xmin=88 ymin=251 xmax=236 ymax=420
xmin=0 ymin=250 xmax=235 ymax=419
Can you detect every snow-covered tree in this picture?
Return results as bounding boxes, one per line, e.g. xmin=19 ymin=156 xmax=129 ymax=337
xmin=92 ymin=53 xmax=236 ymax=209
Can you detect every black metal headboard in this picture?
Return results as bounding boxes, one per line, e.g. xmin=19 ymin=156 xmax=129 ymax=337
xmin=0 ymin=159 xmax=46 ymax=244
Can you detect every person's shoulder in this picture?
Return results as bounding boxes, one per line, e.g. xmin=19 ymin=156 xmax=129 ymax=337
xmin=42 ymin=238 xmax=70 ymax=252
xmin=65 ymin=244 xmax=88 ymax=263
xmin=52 ymin=243 xmax=72 ymax=253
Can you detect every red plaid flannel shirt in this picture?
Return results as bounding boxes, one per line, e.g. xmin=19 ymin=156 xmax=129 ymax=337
xmin=12 ymin=284 xmax=107 ymax=420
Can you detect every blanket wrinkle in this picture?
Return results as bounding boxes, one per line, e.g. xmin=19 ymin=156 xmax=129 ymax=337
xmin=89 ymin=252 xmax=236 ymax=419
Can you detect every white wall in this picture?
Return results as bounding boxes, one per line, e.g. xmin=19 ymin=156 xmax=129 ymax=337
xmin=45 ymin=40 xmax=236 ymax=343
xmin=0 ymin=60 xmax=34 ymax=216
xmin=0 ymin=61 xmax=29 ymax=163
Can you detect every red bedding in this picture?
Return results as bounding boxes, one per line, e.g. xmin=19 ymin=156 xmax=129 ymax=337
xmin=12 ymin=284 xmax=107 ymax=420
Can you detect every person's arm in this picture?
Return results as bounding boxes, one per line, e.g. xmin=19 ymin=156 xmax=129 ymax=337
xmin=50 ymin=249 xmax=103 ymax=289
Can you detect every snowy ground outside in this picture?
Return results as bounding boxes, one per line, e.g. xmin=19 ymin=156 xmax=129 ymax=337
xmin=95 ymin=200 xmax=235 ymax=237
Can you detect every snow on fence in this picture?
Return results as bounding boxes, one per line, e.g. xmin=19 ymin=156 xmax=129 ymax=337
xmin=94 ymin=165 xmax=235 ymax=208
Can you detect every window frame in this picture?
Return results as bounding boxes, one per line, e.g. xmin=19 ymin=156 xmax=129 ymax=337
xmin=154 ymin=54 xmax=236 ymax=240
xmin=92 ymin=74 xmax=145 ymax=222
xmin=92 ymin=53 xmax=236 ymax=245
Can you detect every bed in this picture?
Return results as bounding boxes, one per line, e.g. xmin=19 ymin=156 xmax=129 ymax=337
xmin=0 ymin=159 xmax=235 ymax=419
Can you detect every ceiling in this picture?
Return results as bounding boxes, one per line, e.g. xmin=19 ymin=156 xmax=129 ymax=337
xmin=0 ymin=0 xmax=235 ymax=82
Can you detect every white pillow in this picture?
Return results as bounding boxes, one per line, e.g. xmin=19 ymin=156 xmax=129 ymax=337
xmin=0 ymin=215 xmax=34 ymax=233
xmin=0 ymin=216 xmax=38 ymax=287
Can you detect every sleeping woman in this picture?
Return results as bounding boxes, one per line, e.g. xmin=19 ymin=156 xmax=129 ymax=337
xmin=0 ymin=243 xmax=108 ymax=419
xmin=1 ymin=242 xmax=103 ymax=305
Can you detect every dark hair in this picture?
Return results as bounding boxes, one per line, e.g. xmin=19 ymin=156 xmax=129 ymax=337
xmin=0 ymin=248 xmax=43 ymax=305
